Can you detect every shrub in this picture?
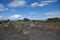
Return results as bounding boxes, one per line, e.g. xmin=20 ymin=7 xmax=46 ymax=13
xmin=17 ymin=26 xmax=29 ymax=36
xmin=23 ymin=18 xmax=30 ymax=21
xmin=0 ymin=21 xmax=2 ymax=24
xmin=30 ymin=23 xmax=35 ymax=29
xmin=4 ymin=25 xmax=8 ymax=29
xmin=17 ymin=26 xmax=23 ymax=32
xmin=46 ymin=17 xmax=60 ymax=22
xmin=23 ymin=30 xmax=29 ymax=36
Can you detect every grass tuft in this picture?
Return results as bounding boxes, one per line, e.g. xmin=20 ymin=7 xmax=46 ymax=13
xmin=4 ymin=25 xmax=8 ymax=28
xmin=22 ymin=30 xmax=29 ymax=36
xmin=30 ymin=23 xmax=35 ymax=29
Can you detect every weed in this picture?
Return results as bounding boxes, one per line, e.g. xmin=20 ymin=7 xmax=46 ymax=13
xmin=30 ymin=23 xmax=35 ymax=29
xmin=22 ymin=30 xmax=29 ymax=36
xmin=17 ymin=26 xmax=23 ymax=32
xmin=4 ymin=25 xmax=8 ymax=29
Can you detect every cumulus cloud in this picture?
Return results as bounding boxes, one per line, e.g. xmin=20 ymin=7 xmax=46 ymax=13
xmin=0 ymin=16 xmax=3 ymax=20
xmin=30 ymin=0 xmax=57 ymax=7
xmin=0 ymin=16 xmax=2 ymax=18
xmin=44 ymin=11 xmax=60 ymax=19
xmin=8 ymin=14 xmax=24 ymax=20
xmin=0 ymin=4 xmax=8 ymax=11
xmin=8 ymin=0 xmax=26 ymax=8
xmin=29 ymin=12 xmax=39 ymax=15
xmin=30 ymin=3 xmax=38 ymax=7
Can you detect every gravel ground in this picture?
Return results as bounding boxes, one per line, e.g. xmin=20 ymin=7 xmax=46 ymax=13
xmin=0 ymin=22 xmax=60 ymax=40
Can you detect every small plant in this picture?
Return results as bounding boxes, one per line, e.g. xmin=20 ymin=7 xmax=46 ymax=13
xmin=22 ymin=30 xmax=29 ymax=36
xmin=17 ymin=26 xmax=29 ymax=36
xmin=17 ymin=26 xmax=23 ymax=32
xmin=38 ymin=25 xmax=42 ymax=28
xmin=4 ymin=25 xmax=8 ymax=28
xmin=30 ymin=23 xmax=35 ymax=29
xmin=0 ymin=21 xmax=3 ymax=24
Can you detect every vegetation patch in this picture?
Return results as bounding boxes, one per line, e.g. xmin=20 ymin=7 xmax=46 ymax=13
xmin=17 ymin=26 xmax=23 ymax=33
xmin=30 ymin=23 xmax=36 ymax=29
xmin=3 ymin=25 xmax=8 ymax=29
xmin=22 ymin=30 xmax=29 ymax=36
xmin=16 ymin=25 xmax=29 ymax=36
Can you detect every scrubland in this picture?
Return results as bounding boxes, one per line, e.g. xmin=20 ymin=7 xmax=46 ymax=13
xmin=0 ymin=18 xmax=60 ymax=40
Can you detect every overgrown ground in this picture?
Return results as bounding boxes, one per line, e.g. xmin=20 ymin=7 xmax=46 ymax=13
xmin=0 ymin=21 xmax=60 ymax=40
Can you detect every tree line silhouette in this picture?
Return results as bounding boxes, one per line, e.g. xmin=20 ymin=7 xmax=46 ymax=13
xmin=0 ymin=17 xmax=60 ymax=24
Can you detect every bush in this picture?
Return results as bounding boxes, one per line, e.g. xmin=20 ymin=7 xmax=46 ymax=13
xmin=4 ymin=25 xmax=8 ymax=29
xmin=23 ymin=30 xmax=29 ymax=36
xmin=0 ymin=19 xmax=10 ymax=24
xmin=17 ymin=26 xmax=29 ymax=36
xmin=46 ymin=17 xmax=60 ymax=22
xmin=30 ymin=23 xmax=35 ymax=29
xmin=0 ymin=21 xmax=3 ymax=24
xmin=23 ymin=18 xmax=30 ymax=21
xmin=17 ymin=26 xmax=23 ymax=32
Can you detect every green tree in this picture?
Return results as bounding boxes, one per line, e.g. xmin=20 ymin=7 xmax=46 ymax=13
xmin=23 ymin=18 xmax=30 ymax=21
xmin=47 ymin=17 xmax=60 ymax=22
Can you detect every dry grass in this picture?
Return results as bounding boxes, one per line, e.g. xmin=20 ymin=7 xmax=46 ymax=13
xmin=30 ymin=23 xmax=36 ymax=29
xmin=22 ymin=30 xmax=29 ymax=36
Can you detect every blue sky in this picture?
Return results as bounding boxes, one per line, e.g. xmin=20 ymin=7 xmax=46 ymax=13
xmin=0 ymin=0 xmax=60 ymax=20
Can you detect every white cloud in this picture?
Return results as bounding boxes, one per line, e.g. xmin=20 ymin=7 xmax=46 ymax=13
xmin=38 ymin=0 xmax=57 ymax=7
xmin=0 ymin=16 xmax=3 ymax=20
xmin=0 ymin=4 xmax=5 ymax=11
xmin=44 ymin=11 xmax=60 ymax=19
xmin=8 ymin=14 xmax=23 ymax=20
xmin=29 ymin=12 xmax=39 ymax=15
xmin=8 ymin=0 xmax=26 ymax=8
xmin=30 ymin=0 xmax=57 ymax=7
xmin=0 ymin=4 xmax=8 ymax=11
xmin=0 ymin=16 xmax=2 ymax=18
xmin=30 ymin=3 xmax=38 ymax=7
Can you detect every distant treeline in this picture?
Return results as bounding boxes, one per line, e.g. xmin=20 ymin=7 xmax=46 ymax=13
xmin=0 ymin=19 xmax=10 ymax=24
xmin=46 ymin=17 xmax=60 ymax=22
xmin=16 ymin=17 xmax=60 ymax=22
xmin=0 ymin=17 xmax=60 ymax=24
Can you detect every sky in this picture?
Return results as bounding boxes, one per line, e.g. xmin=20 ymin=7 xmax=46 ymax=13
xmin=0 ymin=0 xmax=60 ymax=20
